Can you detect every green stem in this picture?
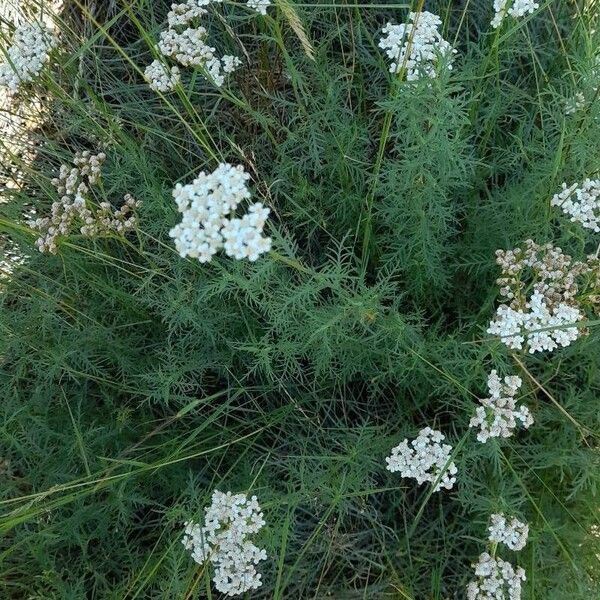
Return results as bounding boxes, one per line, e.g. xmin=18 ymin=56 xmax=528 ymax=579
xmin=359 ymin=0 xmax=426 ymax=276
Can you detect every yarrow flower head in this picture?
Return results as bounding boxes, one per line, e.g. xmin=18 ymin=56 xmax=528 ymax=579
xmin=151 ymin=0 xmax=241 ymax=89
xmin=488 ymin=291 xmax=584 ymax=353
xmin=565 ymin=92 xmax=586 ymax=115
xmin=144 ymin=59 xmax=181 ymax=92
xmin=551 ymin=179 xmax=600 ymax=233
xmin=491 ymin=0 xmax=540 ymax=29
xmin=27 ymin=151 xmax=142 ymax=254
xmin=467 ymin=552 xmax=526 ymax=600
xmin=0 ymin=22 xmax=57 ymax=93
xmin=169 ymin=163 xmax=271 ymax=263
xmin=167 ymin=0 xmax=215 ymax=28
xmin=487 ymin=240 xmax=592 ymax=353
xmin=488 ymin=513 xmax=529 ymax=551
xmin=378 ymin=11 xmax=456 ymax=81
xmin=182 ymin=490 xmax=267 ymax=597
xmin=385 ymin=427 xmax=457 ymax=492
xmin=247 ymin=0 xmax=272 ymax=15
xmin=470 ymin=370 xmax=533 ymax=443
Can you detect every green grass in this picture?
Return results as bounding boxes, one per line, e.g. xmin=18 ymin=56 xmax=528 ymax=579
xmin=0 ymin=0 xmax=599 ymax=597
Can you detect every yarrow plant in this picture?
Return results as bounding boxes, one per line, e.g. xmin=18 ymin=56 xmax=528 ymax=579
xmin=385 ymin=427 xmax=457 ymax=492
xmin=378 ymin=11 xmax=456 ymax=81
xmin=169 ymin=163 xmax=271 ymax=263
xmin=2 ymin=2 xmax=600 ymax=599
xmin=491 ymin=0 xmax=540 ymax=29
xmin=0 ymin=21 xmax=57 ymax=93
xmin=27 ymin=151 xmax=141 ymax=253
xmin=466 ymin=552 xmax=526 ymax=600
xmin=551 ymin=179 xmax=600 ymax=233
xmin=467 ymin=512 xmax=529 ymax=599
xmin=487 ymin=241 xmax=592 ymax=353
xmin=145 ymin=0 xmax=242 ymax=91
xmin=488 ymin=513 xmax=529 ymax=551
xmin=181 ymin=490 xmax=267 ymax=597
xmin=469 ymin=370 xmax=533 ymax=443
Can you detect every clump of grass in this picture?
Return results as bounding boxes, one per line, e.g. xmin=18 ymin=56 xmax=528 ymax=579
xmin=0 ymin=0 xmax=599 ymax=598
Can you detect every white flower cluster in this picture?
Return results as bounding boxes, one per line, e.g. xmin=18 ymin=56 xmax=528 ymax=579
xmin=565 ymin=92 xmax=585 ymax=115
xmin=470 ymin=370 xmax=533 ymax=443
xmin=28 ymin=151 xmax=141 ymax=253
xmin=169 ymin=163 xmax=271 ymax=263
xmin=488 ymin=513 xmax=529 ymax=551
xmin=378 ymin=12 xmax=456 ymax=81
xmin=144 ymin=59 xmax=181 ymax=92
xmin=487 ymin=241 xmax=589 ymax=353
xmin=491 ymin=0 xmax=540 ymax=29
xmin=146 ymin=0 xmax=241 ymax=91
xmin=182 ymin=490 xmax=267 ymax=597
xmin=167 ymin=0 xmax=214 ymax=27
xmin=247 ymin=0 xmax=272 ymax=15
xmin=488 ymin=290 xmax=583 ymax=353
xmin=551 ymin=179 xmax=600 ymax=233
xmin=158 ymin=26 xmax=211 ymax=67
xmin=467 ymin=553 xmax=526 ymax=600
xmin=468 ymin=511 xmax=528 ymax=598
xmin=0 ymin=22 xmax=57 ymax=93
xmin=386 ymin=427 xmax=457 ymax=492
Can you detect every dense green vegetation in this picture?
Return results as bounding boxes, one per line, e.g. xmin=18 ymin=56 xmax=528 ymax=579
xmin=0 ymin=1 xmax=599 ymax=597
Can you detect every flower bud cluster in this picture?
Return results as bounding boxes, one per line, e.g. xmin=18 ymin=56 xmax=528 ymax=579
xmin=494 ymin=240 xmax=585 ymax=306
xmin=182 ymin=490 xmax=267 ymax=597
xmin=145 ymin=0 xmax=241 ymax=91
xmin=470 ymin=370 xmax=533 ymax=443
xmin=28 ymin=151 xmax=141 ymax=253
xmin=488 ymin=513 xmax=529 ymax=551
xmin=551 ymin=179 xmax=600 ymax=233
xmin=378 ymin=11 xmax=456 ymax=81
xmin=80 ymin=194 xmax=140 ymax=236
xmin=487 ymin=241 xmax=591 ymax=353
xmin=491 ymin=0 xmax=540 ymax=29
xmin=385 ymin=427 xmax=457 ymax=492
xmin=0 ymin=22 xmax=57 ymax=93
xmin=169 ymin=163 xmax=271 ymax=263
